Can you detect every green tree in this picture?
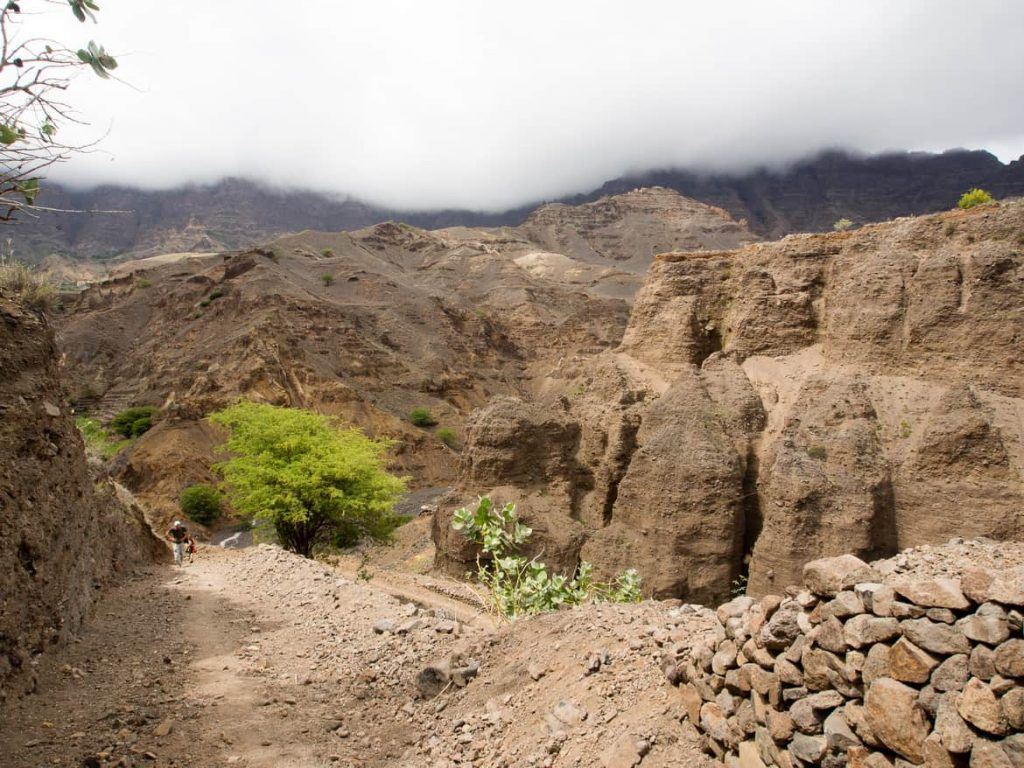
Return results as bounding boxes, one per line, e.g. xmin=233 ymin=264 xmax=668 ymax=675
xmin=210 ymin=402 xmax=406 ymax=557
xmin=180 ymin=484 xmax=223 ymax=526
xmin=0 ymin=1 xmax=120 ymax=221
xmin=833 ymin=218 xmax=853 ymax=232
xmin=958 ymin=188 xmax=994 ymax=209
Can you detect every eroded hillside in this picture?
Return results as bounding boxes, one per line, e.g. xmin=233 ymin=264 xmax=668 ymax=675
xmin=55 ymin=189 xmax=754 ymax=527
xmin=0 ymin=297 xmax=163 ymax=700
xmin=435 ymin=199 xmax=1024 ymax=604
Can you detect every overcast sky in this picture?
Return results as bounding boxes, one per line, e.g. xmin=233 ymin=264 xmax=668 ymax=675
xmin=37 ymin=0 xmax=1024 ymax=211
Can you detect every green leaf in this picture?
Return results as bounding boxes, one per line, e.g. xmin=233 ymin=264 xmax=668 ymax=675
xmin=0 ymin=124 xmax=19 ymax=145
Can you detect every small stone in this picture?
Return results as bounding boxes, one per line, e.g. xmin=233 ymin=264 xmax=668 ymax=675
xmin=900 ymin=619 xmax=971 ymax=655
xmin=776 ymin=657 xmax=803 ymax=686
xmin=152 ymin=719 xmax=173 ymax=737
xmin=856 ymin=583 xmax=896 ymax=617
xmin=934 ymin=693 xmax=973 ymax=753
xmin=962 ymin=568 xmax=1024 ymax=607
xmin=892 ymin=602 xmax=927 ymax=619
xmin=739 ymin=740 xmax=767 ymax=768
xmin=971 ymin=740 xmax=1015 ymax=768
xmin=894 ymin=578 xmax=970 ymax=610
xmin=761 ymin=603 xmax=803 ymax=650
xmin=957 ymin=678 xmax=1007 ymax=735
xmin=600 ymin=734 xmax=644 ymax=768
xmin=768 ymin=709 xmax=794 ymax=742
xmin=804 ymin=555 xmax=877 ymax=598
xmin=994 ymin=639 xmax=1024 ymax=678
xmin=958 ymin=604 xmax=1010 ymax=645
xmin=713 ymin=640 xmax=739 ymax=675
xmin=864 ymin=678 xmax=931 ymax=763
xmin=790 ymin=698 xmax=823 ymax=735
xmin=845 ymin=615 xmax=901 ymax=648
xmin=679 ymin=684 xmax=702 ymax=723
xmin=922 ymin=733 xmax=956 ymax=768
xmin=863 ymin=643 xmax=891 ymax=685
xmin=889 ymin=637 xmax=939 ymax=684
xmin=529 ymin=662 xmax=547 ymax=681
xmin=551 ymin=700 xmax=586 ymax=726
xmin=1001 ymin=688 xmax=1024 ymax=730
xmin=823 ymin=709 xmax=861 ymax=750
xmin=926 ymin=608 xmax=957 ymax=625
xmin=790 ymin=734 xmax=828 ymax=764
xmin=823 ymin=591 xmax=865 ymax=620
xmin=971 ymin=645 xmax=997 ymax=680
xmin=817 ymin=617 xmax=849 ymax=653
xmin=931 ymin=654 xmax=969 ymax=692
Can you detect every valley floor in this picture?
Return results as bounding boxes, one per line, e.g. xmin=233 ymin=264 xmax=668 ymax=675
xmin=0 ymin=545 xmax=715 ymax=768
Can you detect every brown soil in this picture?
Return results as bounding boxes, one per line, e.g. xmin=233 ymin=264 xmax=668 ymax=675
xmin=0 ymin=544 xmax=713 ymax=768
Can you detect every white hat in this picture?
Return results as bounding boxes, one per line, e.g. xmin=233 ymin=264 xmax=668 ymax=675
xmin=173 ymin=520 xmax=182 ymax=527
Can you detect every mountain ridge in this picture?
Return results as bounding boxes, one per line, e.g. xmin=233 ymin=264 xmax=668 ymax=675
xmin=9 ymin=148 xmax=1024 ymax=263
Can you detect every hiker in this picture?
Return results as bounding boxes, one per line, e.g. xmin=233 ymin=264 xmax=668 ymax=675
xmin=168 ymin=520 xmax=189 ymax=566
xmin=186 ymin=533 xmax=197 ymax=563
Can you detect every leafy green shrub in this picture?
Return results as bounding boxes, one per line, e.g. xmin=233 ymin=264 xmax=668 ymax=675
xmin=436 ymin=427 xmax=458 ymax=448
xmin=958 ymin=188 xmax=994 ymax=209
xmin=136 ymin=278 xmax=153 ymax=288
xmin=320 ymin=273 xmax=335 ymax=286
xmin=409 ymin=407 xmax=438 ymax=427
xmin=452 ymin=497 xmax=641 ymax=620
xmin=210 ymin=402 xmax=405 ymax=557
xmin=180 ymin=484 xmax=223 ymax=525
xmin=208 ymin=288 xmax=224 ymax=301
xmin=0 ymin=259 xmax=57 ymax=311
xmin=110 ymin=406 xmax=157 ymax=438
xmin=833 ymin=218 xmax=853 ymax=232
xmin=322 ymin=248 xmax=334 ymax=257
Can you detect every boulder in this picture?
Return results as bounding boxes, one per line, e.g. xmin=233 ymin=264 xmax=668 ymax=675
xmin=893 ymin=579 xmax=970 ymax=610
xmin=889 ymin=637 xmax=939 ymax=684
xmin=864 ymin=677 xmax=932 ymax=763
xmin=956 ymin=678 xmax=1007 ymax=736
xmin=994 ymin=639 xmax=1024 ymax=678
xmin=900 ymin=619 xmax=971 ymax=656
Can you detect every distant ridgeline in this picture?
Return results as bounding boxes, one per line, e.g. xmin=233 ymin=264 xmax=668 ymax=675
xmin=7 ymin=148 xmax=1024 ymax=262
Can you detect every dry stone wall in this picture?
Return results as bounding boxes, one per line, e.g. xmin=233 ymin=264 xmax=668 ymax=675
xmin=670 ymin=551 xmax=1024 ymax=768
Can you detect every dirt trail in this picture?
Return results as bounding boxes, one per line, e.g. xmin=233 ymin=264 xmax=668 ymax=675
xmin=0 ymin=547 xmax=484 ymax=768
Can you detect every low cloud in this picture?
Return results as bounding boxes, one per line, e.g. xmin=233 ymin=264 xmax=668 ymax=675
xmin=40 ymin=0 xmax=1024 ymax=210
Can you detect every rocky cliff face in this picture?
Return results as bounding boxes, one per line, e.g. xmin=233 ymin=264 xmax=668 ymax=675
xmin=0 ymin=298 xmax=163 ymax=699
xmin=435 ymin=199 xmax=1024 ymax=605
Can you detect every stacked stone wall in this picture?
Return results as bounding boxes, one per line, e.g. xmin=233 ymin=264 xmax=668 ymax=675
xmin=669 ymin=554 xmax=1024 ymax=767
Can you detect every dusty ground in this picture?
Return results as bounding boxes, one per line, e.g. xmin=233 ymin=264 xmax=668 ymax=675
xmin=0 ymin=542 xmax=714 ymax=768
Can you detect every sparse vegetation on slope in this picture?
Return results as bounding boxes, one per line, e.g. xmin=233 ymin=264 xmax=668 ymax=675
xmin=75 ymin=416 xmax=133 ymax=459
xmin=409 ymin=407 xmax=438 ymax=427
xmin=110 ymin=405 xmax=157 ymax=438
xmin=0 ymin=259 xmax=56 ymax=311
xmin=211 ymin=402 xmax=405 ymax=557
xmin=452 ymin=496 xmax=641 ymax=620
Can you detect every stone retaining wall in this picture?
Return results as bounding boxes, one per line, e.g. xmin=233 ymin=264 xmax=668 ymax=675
xmin=668 ymin=553 xmax=1024 ymax=767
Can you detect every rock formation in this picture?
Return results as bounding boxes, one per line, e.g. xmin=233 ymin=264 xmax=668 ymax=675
xmin=0 ymin=297 xmax=163 ymax=699
xmin=54 ymin=189 xmax=756 ymax=527
xmin=437 ymin=199 xmax=1024 ymax=604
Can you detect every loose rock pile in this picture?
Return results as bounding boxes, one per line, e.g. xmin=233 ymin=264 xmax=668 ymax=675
xmin=670 ymin=552 xmax=1024 ymax=767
